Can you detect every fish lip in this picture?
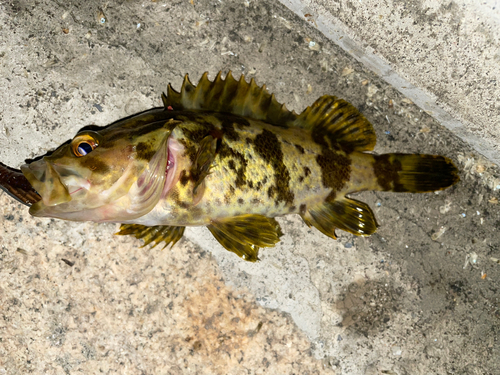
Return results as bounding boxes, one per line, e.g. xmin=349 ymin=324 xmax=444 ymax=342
xmin=51 ymin=162 xmax=91 ymax=195
xmin=20 ymin=164 xmax=44 ymax=193
xmin=21 ymin=160 xmax=72 ymax=208
xmin=23 ymin=161 xmax=89 ymax=196
xmin=69 ymin=187 xmax=84 ymax=195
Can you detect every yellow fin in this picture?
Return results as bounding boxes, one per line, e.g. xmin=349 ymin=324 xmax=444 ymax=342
xmin=164 ymin=72 xmax=375 ymax=149
xmin=163 ymin=71 xmax=298 ymax=127
xmin=301 ymin=214 xmax=337 ymax=240
xmin=303 ymin=198 xmax=378 ymax=238
xmin=116 ymin=224 xmax=185 ymax=249
xmin=207 ymin=214 xmax=283 ymax=262
xmin=294 ymin=95 xmax=376 ymax=152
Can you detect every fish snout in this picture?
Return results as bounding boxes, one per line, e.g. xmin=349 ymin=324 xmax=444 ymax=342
xmin=21 ymin=159 xmax=72 ymax=208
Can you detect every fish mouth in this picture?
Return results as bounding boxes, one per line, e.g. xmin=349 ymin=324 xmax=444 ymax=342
xmin=21 ymin=160 xmax=72 ymax=208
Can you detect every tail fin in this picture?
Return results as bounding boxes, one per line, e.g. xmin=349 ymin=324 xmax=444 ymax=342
xmin=373 ymin=154 xmax=460 ymax=193
xmin=301 ymin=153 xmax=459 ymax=240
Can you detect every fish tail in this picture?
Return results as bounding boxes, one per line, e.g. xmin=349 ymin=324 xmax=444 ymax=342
xmin=373 ymin=153 xmax=460 ymax=193
xmin=301 ymin=153 xmax=459 ymax=239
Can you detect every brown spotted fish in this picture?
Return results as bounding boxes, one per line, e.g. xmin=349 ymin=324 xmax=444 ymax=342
xmin=3 ymin=72 xmax=459 ymax=261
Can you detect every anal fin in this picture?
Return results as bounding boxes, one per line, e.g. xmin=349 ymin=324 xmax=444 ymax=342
xmin=207 ymin=214 xmax=283 ymax=262
xmin=303 ymin=198 xmax=378 ymax=238
xmin=116 ymin=224 xmax=185 ymax=249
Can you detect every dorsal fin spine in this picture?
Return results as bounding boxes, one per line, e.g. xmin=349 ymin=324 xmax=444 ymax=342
xmin=162 ymin=71 xmax=377 ymax=151
xmin=163 ymin=70 xmax=371 ymax=143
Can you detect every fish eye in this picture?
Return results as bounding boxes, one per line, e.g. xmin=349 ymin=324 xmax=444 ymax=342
xmin=77 ymin=142 xmax=93 ymax=156
xmin=71 ymin=133 xmax=100 ymax=157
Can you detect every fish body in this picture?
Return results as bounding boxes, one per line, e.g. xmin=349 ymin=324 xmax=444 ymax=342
xmin=14 ymin=72 xmax=459 ymax=261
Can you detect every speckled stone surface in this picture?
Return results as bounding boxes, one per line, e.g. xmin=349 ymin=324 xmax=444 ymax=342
xmin=0 ymin=195 xmax=332 ymax=374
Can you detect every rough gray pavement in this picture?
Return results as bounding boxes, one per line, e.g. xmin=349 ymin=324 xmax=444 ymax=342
xmin=280 ymin=0 xmax=500 ymax=165
xmin=1 ymin=1 xmax=499 ymax=374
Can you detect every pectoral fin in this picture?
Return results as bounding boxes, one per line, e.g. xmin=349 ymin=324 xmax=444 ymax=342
xmin=192 ymin=135 xmax=217 ymax=199
xmin=207 ymin=214 xmax=283 ymax=262
xmin=116 ymin=224 xmax=185 ymax=249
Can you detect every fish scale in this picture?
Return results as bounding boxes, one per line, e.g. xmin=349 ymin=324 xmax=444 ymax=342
xmin=192 ymin=118 xmax=331 ymax=219
xmin=1 ymin=71 xmax=460 ymax=262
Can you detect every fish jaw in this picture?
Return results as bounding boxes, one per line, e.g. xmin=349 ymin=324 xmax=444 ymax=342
xmin=21 ymin=157 xmax=97 ymax=217
xmin=21 ymin=160 xmax=74 ymax=208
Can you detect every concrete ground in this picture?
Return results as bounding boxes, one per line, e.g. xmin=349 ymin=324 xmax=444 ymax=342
xmin=0 ymin=1 xmax=499 ymax=374
xmin=280 ymin=0 xmax=500 ymax=166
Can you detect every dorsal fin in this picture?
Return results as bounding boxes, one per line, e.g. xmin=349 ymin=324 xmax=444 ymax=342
xmin=294 ymin=95 xmax=377 ymax=152
xmin=163 ymin=72 xmax=377 ymax=151
xmin=162 ymin=71 xmax=298 ymax=127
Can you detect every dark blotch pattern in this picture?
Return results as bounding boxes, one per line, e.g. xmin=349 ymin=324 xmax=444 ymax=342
xmin=223 ymin=123 xmax=239 ymax=141
xmin=373 ymin=154 xmax=400 ymax=191
xmin=219 ymin=119 xmax=242 ymax=141
xmin=224 ymin=185 xmax=235 ymax=204
xmin=326 ymin=190 xmax=337 ymax=201
xmin=179 ymin=201 xmax=190 ymax=209
xmin=295 ymin=144 xmax=305 ymax=154
xmin=316 ymin=149 xmax=351 ymax=194
xmin=136 ymin=142 xmax=156 ymax=161
xmin=299 ymin=204 xmax=307 ymax=215
xmin=177 ymin=137 xmax=198 ymax=164
xmin=179 ymin=170 xmax=190 ymax=186
xmin=81 ymin=157 xmax=110 ymax=175
xmin=267 ymin=186 xmax=275 ymax=199
xmin=218 ymin=142 xmax=247 ymax=188
xmin=178 ymin=118 xmax=215 ymax=143
xmin=253 ymin=129 xmax=294 ymax=205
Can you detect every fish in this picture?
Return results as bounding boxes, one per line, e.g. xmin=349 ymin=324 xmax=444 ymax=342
xmin=2 ymin=71 xmax=459 ymax=262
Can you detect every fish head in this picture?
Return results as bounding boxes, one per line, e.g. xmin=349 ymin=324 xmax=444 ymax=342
xmin=21 ymin=116 xmax=179 ymax=222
